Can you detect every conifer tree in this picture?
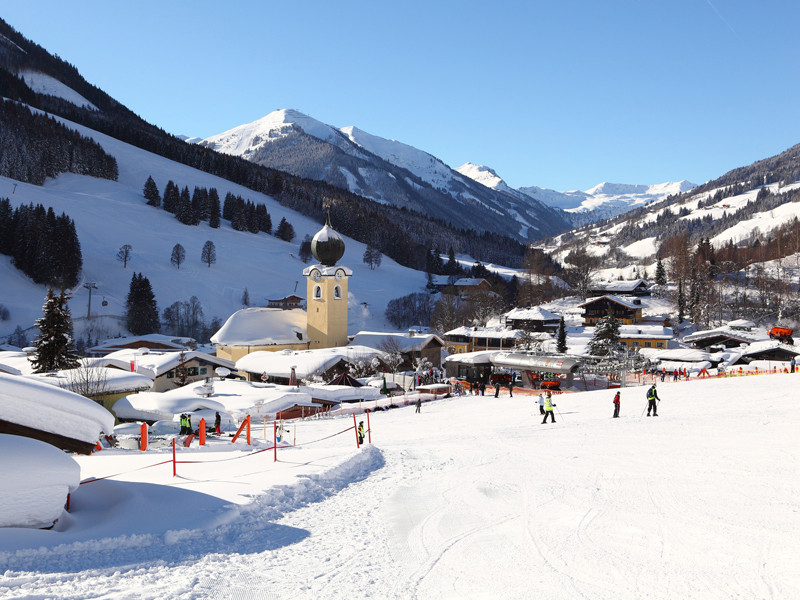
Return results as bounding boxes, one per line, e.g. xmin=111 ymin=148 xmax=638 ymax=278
xmin=655 ymin=257 xmax=667 ymax=286
xmin=275 ymin=217 xmax=295 ymax=242
xmin=208 ymin=188 xmax=221 ymax=228
xmin=162 ymin=180 xmax=179 ymax=214
xmin=588 ymin=309 xmax=621 ymax=356
xmin=556 ymin=316 xmax=568 ymax=354
xmin=30 ymin=288 xmax=79 ymax=373
xmin=126 ymin=272 xmax=160 ymax=335
xmin=143 ymin=176 xmax=161 ymax=207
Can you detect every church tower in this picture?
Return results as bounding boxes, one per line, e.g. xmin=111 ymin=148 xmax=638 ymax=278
xmin=302 ymin=213 xmax=351 ymax=349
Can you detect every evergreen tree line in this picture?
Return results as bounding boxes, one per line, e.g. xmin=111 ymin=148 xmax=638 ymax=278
xmin=0 ymin=198 xmax=82 ymax=289
xmin=0 ymin=98 xmax=118 ymax=184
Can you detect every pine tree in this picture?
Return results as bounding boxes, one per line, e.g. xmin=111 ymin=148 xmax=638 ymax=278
xmin=143 ymin=176 xmax=161 ymax=207
xmin=126 ymin=272 xmax=160 ymax=335
xmin=208 ymin=188 xmax=221 ymax=228
xmin=275 ymin=217 xmax=295 ymax=242
xmin=588 ymin=309 xmax=621 ymax=356
xmin=655 ymin=258 xmax=667 ymax=286
xmin=556 ymin=316 xmax=568 ymax=354
xmin=162 ymin=180 xmax=179 ymax=214
xmin=201 ymin=240 xmax=216 ymax=267
xmin=30 ymin=288 xmax=79 ymax=373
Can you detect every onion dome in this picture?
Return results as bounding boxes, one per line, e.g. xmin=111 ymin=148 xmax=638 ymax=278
xmin=311 ymin=212 xmax=345 ymax=266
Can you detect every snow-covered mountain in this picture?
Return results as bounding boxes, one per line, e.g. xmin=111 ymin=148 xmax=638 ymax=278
xmin=197 ymin=110 xmax=571 ymax=242
xmin=456 ymin=162 xmax=696 ymax=225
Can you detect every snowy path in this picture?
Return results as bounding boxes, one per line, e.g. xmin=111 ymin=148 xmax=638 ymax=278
xmin=1 ymin=375 xmax=799 ymax=599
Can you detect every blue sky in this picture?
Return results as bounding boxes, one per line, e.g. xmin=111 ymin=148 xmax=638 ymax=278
xmin=4 ymin=1 xmax=800 ymax=191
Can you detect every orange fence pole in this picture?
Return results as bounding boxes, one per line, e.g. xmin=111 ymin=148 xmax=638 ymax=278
xmin=231 ymin=415 xmax=251 ymax=444
xmin=172 ymin=437 xmax=176 ymax=477
xmin=274 ymin=421 xmax=277 ymax=462
xmin=140 ymin=422 xmax=148 ymax=451
xmin=198 ymin=418 xmax=206 ymax=446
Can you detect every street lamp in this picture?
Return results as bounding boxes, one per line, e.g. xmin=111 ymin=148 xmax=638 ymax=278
xmin=83 ymin=282 xmax=97 ymax=318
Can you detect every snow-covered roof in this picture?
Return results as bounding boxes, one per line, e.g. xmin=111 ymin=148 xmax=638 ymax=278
xmin=577 ymin=294 xmax=642 ymax=310
xmin=97 ymin=349 xmax=234 ymax=379
xmin=91 ymin=333 xmax=196 ymax=353
xmin=640 ymin=348 xmax=711 ymax=362
xmin=504 ymin=306 xmax=562 ymax=322
xmin=26 ymin=366 xmax=153 ymax=395
xmin=300 ymin=383 xmax=381 ymax=402
xmin=444 ymin=325 xmax=526 ymax=340
xmin=349 ymin=332 xmax=444 ymax=352
xmin=112 ymin=378 xmax=319 ymax=422
xmin=683 ymin=324 xmax=767 ymax=345
xmin=618 ymin=325 xmax=673 ymax=340
xmin=0 ymin=371 xmax=115 ymax=442
xmin=739 ymin=340 xmax=800 ymax=357
xmin=0 ymin=434 xmax=80 ymax=529
xmin=210 ymin=307 xmax=307 ymax=346
xmin=237 ymin=346 xmax=383 ymax=380
xmin=591 ymin=279 xmax=649 ymax=293
xmin=444 ymin=350 xmax=499 ymax=365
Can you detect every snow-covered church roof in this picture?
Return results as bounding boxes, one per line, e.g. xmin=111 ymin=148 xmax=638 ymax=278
xmin=210 ymin=307 xmax=307 ymax=346
xmin=236 ymin=346 xmax=384 ymax=380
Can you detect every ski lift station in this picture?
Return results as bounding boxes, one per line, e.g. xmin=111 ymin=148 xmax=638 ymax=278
xmin=444 ymin=350 xmax=582 ymax=388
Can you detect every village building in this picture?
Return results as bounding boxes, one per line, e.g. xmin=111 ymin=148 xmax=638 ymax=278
xmin=442 ymin=324 xmax=527 ymax=354
xmin=349 ymin=331 xmax=445 ymax=369
xmin=211 ymin=307 xmax=310 ymax=362
xmin=578 ymin=295 xmax=644 ymax=326
xmin=96 ymin=348 xmax=235 ymax=393
xmin=588 ymin=279 xmax=651 ymax=297
xmin=88 ymin=333 xmax=196 ymax=356
xmin=617 ymin=324 xmax=673 ymax=350
xmin=266 ymin=295 xmax=304 ymax=310
xmin=683 ymin=319 xmax=766 ymax=349
xmin=429 ymin=276 xmax=493 ymax=298
xmin=503 ymin=306 xmax=562 ymax=332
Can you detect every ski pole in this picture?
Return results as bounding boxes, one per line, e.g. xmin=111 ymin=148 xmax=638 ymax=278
xmin=641 ymin=402 xmax=648 ymax=417
xmin=555 ymin=404 xmax=564 ymax=421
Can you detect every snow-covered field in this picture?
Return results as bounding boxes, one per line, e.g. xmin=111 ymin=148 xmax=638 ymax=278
xmin=1 ymin=373 xmax=797 ymax=599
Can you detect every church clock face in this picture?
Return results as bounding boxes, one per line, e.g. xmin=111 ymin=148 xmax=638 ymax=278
xmin=310 ymin=269 xmax=321 ymax=282
xmin=335 ymin=268 xmax=345 ymax=281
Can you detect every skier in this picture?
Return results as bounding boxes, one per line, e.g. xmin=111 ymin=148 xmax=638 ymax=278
xmin=538 ymin=392 xmax=546 ymax=415
xmin=508 ymin=377 xmax=514 ymax=398
xmin=214 ymin=411 xmax=221 ymax=435
xmin=494 ymin=380 xmax=501 ymax=398
xmin=415 ymin=398 xmax=421 ymax=413
xmin=179 ymin=414 xmax=188 ymax=435
xmin=357 ymin=421 xmax=365 ymax=445
xmin=542 ymin=392 xmax=556 ymax=424
xmin=646 ymin=384 xmax=659 ymax=416
xmin=613 ymin=390 xmax=620 ymax=418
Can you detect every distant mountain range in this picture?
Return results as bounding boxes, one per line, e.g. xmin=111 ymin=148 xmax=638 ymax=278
xmin=196 ymin=110 xmax=695 ymax=236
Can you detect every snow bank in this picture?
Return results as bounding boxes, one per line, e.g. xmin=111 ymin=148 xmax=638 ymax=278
xmin=0 ymin=435 xmax=80 ymax=528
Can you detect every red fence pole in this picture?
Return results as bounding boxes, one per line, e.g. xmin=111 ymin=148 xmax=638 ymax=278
xmin=172 ymin=437 xmax=176 ymax=477
xmin=353 ymin=413 xmax=360 ymax=448
xmin=198 ymin=418 xmax=206 ymax=446
xmin=231 ymin=415 xmax=251 ymax=444
xmin=366 ymin=409 xmax=372 ymax=444
xmin=140 ymin=422 xmax=148 ymax=451
xmin=273 ymin=421 xmax=277 ymax=462
xmin=246 ymin=415 xmax=251 ymax=445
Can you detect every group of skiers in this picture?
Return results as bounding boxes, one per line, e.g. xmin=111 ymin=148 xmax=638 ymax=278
xmin=534 ymin=383 xmax=662 ymax=423
xmin=179 ymin=411 xmax=223 ymax=435
xmin=611 ymin=383 xmax=660 ymax=419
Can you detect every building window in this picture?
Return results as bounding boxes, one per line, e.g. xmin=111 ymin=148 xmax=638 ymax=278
xmin=644 ymin=341 xmax=652 ymax=348
xmin=314 ymin=285 xmax=322 ymax=299
xmin=657 ymin=342 xmax=664 ymax=348
xmin=334 ymin=285 xmax=342 ymax=299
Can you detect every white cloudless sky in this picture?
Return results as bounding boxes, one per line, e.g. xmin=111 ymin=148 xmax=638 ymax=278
xmin=4 ymin=0 xmax=800 ymax=191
